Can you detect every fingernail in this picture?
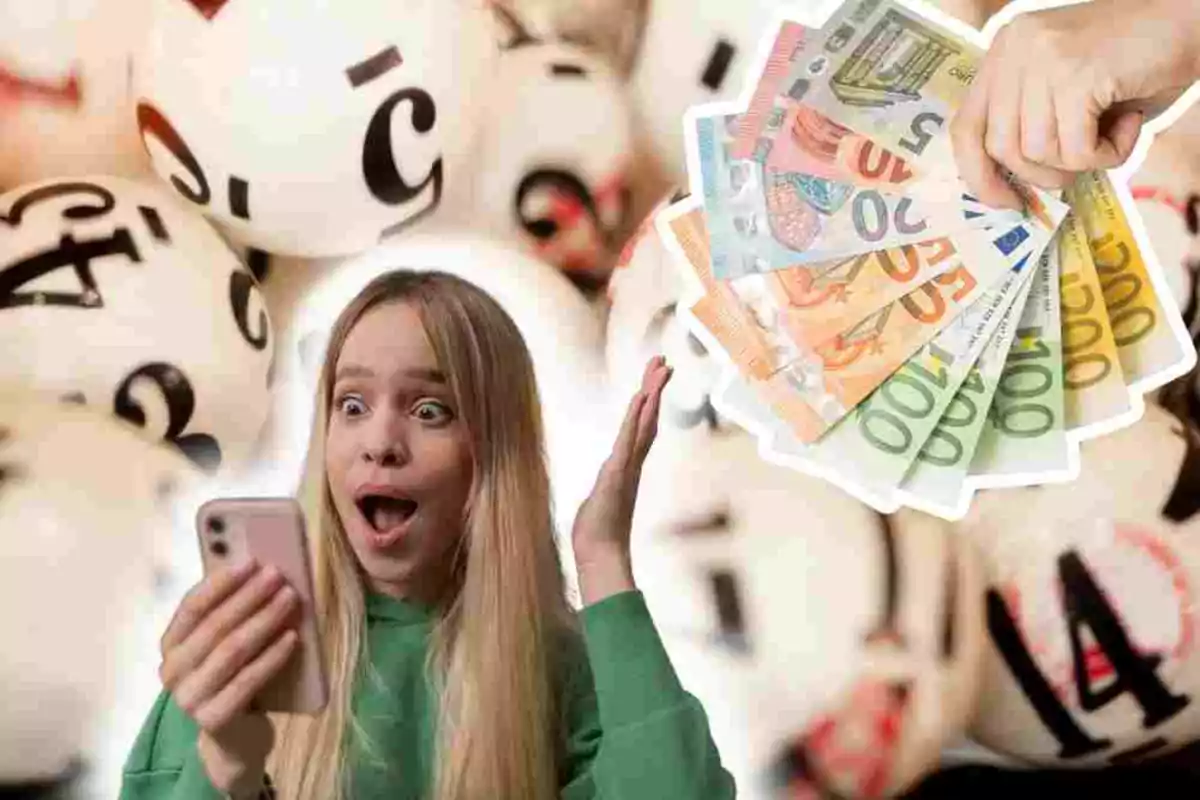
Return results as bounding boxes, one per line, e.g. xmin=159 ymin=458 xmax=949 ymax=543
xmin=261 ymin=564 xmax=282 ymax=582
xmin=235 ymin=559 xmax=258 ymax=577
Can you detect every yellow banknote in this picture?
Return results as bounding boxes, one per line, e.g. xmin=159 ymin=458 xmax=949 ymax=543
xmin=1057 ymin=213 xmax=1131 ymax=430
xmin=1067 ymin=171 xmax=1190 ymax=387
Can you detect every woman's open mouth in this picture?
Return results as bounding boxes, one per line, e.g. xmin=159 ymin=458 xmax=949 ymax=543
xmin=357 ymin=494 xmax=418 ymax=547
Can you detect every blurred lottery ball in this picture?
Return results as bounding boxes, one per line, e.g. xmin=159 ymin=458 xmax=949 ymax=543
xmin=961 ymin=403 xmax=1200 ymax=766
xmin=0 ymin=0 xmax=153 ymax=190
xmin=467 ymin=38 xmax=633 ymax=295
xmin=628 ymin=0 xmax=783 ymax=183
xmin=637 ymin=426 xmax=985 ymax=798
xmin=604 ymin=192 xmax=731 ymax=439
xmin=0 ymin=175 xmax=274 ymax=475
xmin=132 ymin=0 xmax=499 ymax=257
xmin=0 ymin=394 xmax=202 ymax=784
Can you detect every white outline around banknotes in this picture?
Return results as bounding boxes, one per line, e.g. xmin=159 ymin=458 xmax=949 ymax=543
xmin=657 ymin=195 xmax=905 ymax=513
xmin=666 ymin=0 xmax=1196 ymax=517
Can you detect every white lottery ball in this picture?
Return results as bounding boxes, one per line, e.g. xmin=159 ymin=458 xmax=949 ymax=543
xmin=605 ymin=195 xmax=731 ymax=440
xmin=628 ymin=0 xmax=783 ymax=183
xmin=466 ymin=40 xmax=633 ymax=293
xmin=0 ymin=175 xmax=274 ymax=475
xmin=961 ymin=403 xmax=1200 ymax=766
xmin=638 ymin=429 xmax=985 ymax=798
xmin=132 ymin=0 xmax=499 ymax=258
xmin=0 ymin=0 xmax=153 ymax=190
xmin=0 ymin=394 xmax=201 ymax=783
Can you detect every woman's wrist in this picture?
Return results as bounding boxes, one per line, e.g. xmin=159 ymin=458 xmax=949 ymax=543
xmin=575 ymin=546 xmax=636 ymax=607
xmin=198 ymin=731 xmax=267 ymax=797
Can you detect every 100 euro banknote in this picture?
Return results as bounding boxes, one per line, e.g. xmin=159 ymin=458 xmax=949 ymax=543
xmin=897 ymin=263 xmax=1038 ymax=518
xmin=768 ymin=263 xmax=1035 ymax=502
xmin=969 ymin=243 xmax=1075 ymax=486
xmin=694 ymin=111 xmax=1029 ymax=279
xmin=668 ymin=209 xmax=1053 ymax=442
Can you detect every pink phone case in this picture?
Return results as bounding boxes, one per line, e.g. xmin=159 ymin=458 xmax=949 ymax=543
xmin=196 ymin=497 xmax=329 ymax=715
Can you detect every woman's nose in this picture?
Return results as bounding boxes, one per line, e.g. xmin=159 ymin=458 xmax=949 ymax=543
xmin=361 ymin=414 xmax=409 ymax=466
xmin=363 ymin=442 xmax=405 ymax=466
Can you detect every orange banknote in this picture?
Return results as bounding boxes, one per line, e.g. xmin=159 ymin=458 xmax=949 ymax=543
xmin=670 ymin=206 xmax=1017 ymax=442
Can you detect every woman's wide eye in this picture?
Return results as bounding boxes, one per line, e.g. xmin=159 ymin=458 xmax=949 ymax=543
xmin=415 ymin=400 xmax=451 ymax=422
xmin=338 ymin=395 xmax=366 ymax=416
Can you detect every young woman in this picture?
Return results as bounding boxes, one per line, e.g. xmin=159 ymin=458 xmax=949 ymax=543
xmin=119 ymin=270 xmax=737 ymax=800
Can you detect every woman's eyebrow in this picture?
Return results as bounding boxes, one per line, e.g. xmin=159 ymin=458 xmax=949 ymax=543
xmin=403 ymin=367 xmax=446 ymax=384
xmin=334 ymin=364 xmax=374 ymax=383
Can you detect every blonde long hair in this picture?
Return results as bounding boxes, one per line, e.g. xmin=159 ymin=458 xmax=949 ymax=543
xmin=268 ymin=270 xmax=578 ymax=800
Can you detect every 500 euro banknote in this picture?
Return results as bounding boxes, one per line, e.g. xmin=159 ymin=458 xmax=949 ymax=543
xmin=693 ymin=111 xmax=1030 ymax=279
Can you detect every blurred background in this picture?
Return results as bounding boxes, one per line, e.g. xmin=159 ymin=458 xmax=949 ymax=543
xmin=1 ymin=0 xmax=1199 ymax=797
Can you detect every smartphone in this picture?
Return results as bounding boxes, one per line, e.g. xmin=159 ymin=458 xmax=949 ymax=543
xmin=195 ymin=497 xmax=329 ymax=714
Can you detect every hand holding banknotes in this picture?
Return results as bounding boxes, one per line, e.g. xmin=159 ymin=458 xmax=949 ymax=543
xmin=952 ymin=0 xmax=1200 ymax=210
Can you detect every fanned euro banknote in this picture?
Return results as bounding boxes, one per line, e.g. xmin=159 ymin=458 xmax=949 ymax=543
xmin=693 ymin=111 xmax=1035 ymax=279
xmin=897 ymin=263 xmax=1038 ymax=518
xmin=662 ymin=1 xmax=1193 ymax=519
xmin=968 ymin=241 xmax=1074 ymax=485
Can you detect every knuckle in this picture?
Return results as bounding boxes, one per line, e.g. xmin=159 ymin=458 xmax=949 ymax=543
xmin=217 ymin=633 xmax=255 ymax=668
xmin=193 ymin=705 xmax=223 ymax=734
xmin=175 ymin=689 xmax=199 ymax=718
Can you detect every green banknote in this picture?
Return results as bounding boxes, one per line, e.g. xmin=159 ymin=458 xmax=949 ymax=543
xmin=897 ymin=261 xmax=1038 ymax=518
xmin=968 ymin=243 xmax=1074 ymax=486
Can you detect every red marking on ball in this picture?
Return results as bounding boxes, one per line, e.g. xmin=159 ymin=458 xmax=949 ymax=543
xmin=0 ymin=63 xmax=82 ymax=110
xmin=185 ymin=0 xmax=230 ymax=20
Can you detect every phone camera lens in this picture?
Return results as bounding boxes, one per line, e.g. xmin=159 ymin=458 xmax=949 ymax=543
xmin=207 ymin=515 xmax=226 ymax=535
xmin=210 ymin=540 xmax=229 ymax=558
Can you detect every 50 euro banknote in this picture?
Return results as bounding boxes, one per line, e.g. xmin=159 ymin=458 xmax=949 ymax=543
xmin=765 ymin=263 xmax=1036 ymax=504
xmin=669 ymin=211 xmax=1061 ymax=442
xmin=668 ymin=204 xmax=1020 ymax=354
xmin=693 ymin=112 xmax=1032 ymax=280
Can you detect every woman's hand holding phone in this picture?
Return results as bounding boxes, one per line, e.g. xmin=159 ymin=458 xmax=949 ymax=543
xmin=158 ymin=559 xmax=301 ymax=795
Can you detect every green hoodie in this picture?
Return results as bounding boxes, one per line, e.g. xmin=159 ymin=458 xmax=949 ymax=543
xmin=120 ymin=589 xmax=738 ymax=799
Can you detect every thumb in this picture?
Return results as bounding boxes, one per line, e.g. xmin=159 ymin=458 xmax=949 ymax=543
xmin=1095 ymin=109 xmax=1144 ymax=169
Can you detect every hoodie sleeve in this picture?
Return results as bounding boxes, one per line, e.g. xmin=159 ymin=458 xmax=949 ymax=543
xmin=119 ymin=690 xmax=239 ymax=800
xmin=558 ymin=590 xmax=738 ymax=800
